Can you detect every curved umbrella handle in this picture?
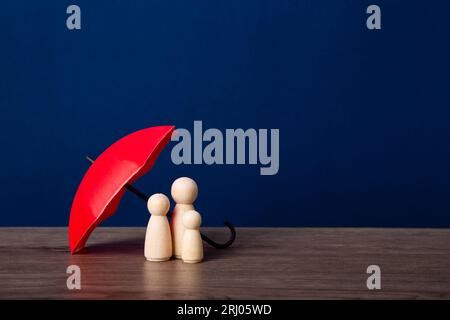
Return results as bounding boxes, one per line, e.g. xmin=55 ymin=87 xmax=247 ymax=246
xmin=201 ymin=220 xmax=236 ymax=249
xmin=85 ymin=156 xmax=237 ymax=249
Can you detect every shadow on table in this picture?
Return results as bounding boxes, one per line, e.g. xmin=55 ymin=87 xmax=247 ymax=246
xmin=70 ymin=238 xmax=234 ymax=262
xmin=74 ymin=237 xmax=144 ymax=255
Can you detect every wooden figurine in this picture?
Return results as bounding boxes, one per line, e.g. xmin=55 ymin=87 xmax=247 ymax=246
xmin=170 ymin=177 xmax=198 ymax=258
xmin=144 ymin=193 xmax=172 ymax=261
xmin=181 ymin=210 xmax=203 ymax=263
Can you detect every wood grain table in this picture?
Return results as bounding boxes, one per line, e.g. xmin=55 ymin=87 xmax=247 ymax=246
xmin=0 ymin=227 xmax=449 ymax=299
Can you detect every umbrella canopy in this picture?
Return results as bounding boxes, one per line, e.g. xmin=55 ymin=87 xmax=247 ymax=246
xmin=69 ymin=125 xmax=175 ymax=253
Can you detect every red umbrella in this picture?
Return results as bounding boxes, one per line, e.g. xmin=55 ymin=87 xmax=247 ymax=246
xmin=69 ymin=126 xmax=175 ymax=253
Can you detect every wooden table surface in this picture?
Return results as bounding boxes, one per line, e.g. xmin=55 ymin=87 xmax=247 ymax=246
xmin=0 ymin=227 xmax=449 ymax=299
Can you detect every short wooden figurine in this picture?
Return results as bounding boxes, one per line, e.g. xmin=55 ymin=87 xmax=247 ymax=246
xmin=181 ymin=210 xmax=204 ymax=263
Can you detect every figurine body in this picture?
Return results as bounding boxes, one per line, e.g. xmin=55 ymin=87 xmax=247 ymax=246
xmin=144 ymin=193 xmax=172 ymax=261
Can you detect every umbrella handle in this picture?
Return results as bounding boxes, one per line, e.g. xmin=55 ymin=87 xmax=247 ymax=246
xmin=200 ymin=220 xmax=236 ymax=249
xmin=85 ymin=156 xmax=237 ymax=249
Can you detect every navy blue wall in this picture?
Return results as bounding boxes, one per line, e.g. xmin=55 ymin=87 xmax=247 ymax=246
xmin=1 ymin=1 xmax=450 ymax=227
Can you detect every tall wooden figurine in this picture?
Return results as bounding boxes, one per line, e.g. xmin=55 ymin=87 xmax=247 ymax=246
xmin=170 ymin=177 xmax=198 ymax=258
xmin=144 ymin=193 xmax=172 ymax=261
xmin=182 ymin=210 xmax=203 ymax=263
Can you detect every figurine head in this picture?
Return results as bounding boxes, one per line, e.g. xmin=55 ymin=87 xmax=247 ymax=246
xmin=171 ymin=177 xmax=198 ymax=204
xmin=183 ymin=210 xmax=202 ymax=229
xmin=147 ymin=193 xmax=170 ymax=216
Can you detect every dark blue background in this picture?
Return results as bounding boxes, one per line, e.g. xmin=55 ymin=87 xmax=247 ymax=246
xmin=1 ymin=1 xmax=450 ymax=227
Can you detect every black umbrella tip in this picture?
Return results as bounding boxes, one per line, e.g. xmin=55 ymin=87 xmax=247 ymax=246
xmin=86 ymin=156 xmax=95 ymax=164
